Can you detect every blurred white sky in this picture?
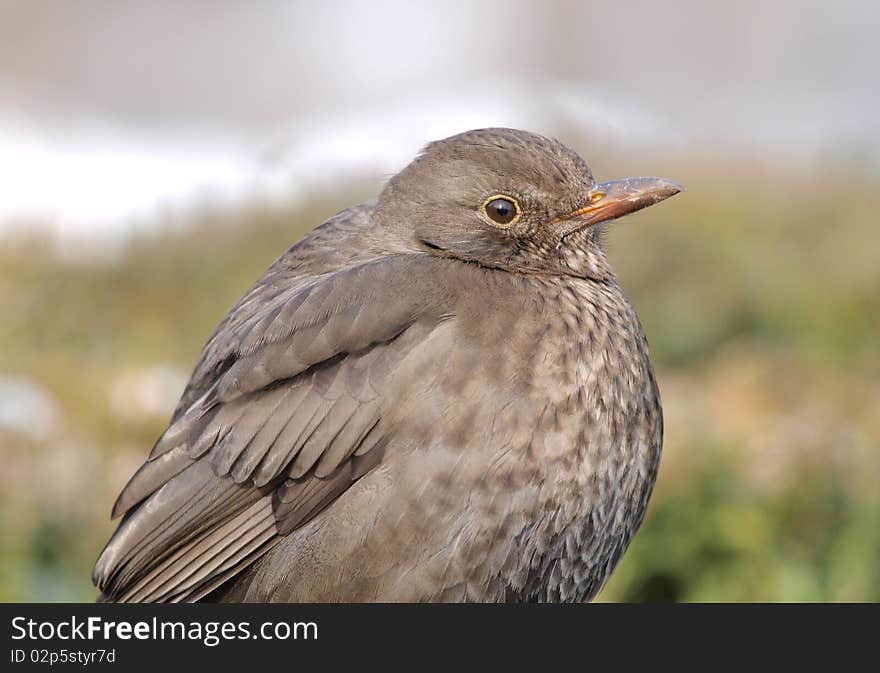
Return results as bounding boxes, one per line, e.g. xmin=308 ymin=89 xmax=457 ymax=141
xmin=1 ymin=0 xmax=878 ymax=238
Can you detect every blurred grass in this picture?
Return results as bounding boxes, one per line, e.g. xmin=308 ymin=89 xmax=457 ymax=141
xmin=1 ymin=172 xmax=878 ymax=602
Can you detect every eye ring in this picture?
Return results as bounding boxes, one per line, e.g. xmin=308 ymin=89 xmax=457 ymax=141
xmin=481 ymin=194 xmax=521 ymax=227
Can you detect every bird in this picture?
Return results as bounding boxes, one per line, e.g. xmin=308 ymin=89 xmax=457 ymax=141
xmin=93 ymin=127 xmax=681 ymax=603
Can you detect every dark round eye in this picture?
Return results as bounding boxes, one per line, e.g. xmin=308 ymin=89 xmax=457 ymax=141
xmin=483 ymin=196 xmax=520 ymax=226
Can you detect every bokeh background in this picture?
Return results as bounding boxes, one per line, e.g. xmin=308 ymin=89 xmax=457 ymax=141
xmin=1 ymin=0 xmax=878 ymax=602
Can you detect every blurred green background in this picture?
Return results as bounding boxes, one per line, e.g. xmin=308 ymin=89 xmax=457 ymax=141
xmin=1 ymin=1 xmax=878 ymax=602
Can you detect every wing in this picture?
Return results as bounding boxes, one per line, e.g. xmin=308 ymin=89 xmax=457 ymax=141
xmin=171 ymin=201 xmax=380 ymax=419
xmin=93 ymin=248 xmax=457 ymax=603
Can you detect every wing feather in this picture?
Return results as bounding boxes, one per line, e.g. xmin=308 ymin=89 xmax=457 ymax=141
xmin=94 ymin=238 xmax=457 ymax=603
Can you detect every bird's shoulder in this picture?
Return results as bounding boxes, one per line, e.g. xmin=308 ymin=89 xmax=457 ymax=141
xmin=174 ymin=201 xmax=417 ymax=417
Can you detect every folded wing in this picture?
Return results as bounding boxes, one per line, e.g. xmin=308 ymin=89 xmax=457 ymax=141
xmin=93 ymin=252 xmax=455 ymax=602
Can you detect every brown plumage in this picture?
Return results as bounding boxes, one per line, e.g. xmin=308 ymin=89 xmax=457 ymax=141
xmin=93 ymin=128 xmax=681 ymax=602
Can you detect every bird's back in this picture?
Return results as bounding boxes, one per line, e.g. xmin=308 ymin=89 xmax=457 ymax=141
xmin=171 ymin=202 xmax=383 ymax=419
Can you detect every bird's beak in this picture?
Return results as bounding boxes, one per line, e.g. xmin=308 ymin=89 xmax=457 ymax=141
xmin=553 ymin=177 xmax=683 ymax=238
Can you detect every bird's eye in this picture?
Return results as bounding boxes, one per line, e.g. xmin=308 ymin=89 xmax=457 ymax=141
xmin=482 ymin=195 xmax=520 ymax=226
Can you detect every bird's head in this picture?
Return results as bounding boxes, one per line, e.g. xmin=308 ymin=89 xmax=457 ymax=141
xmin=376 ymin=128 xmax=682 ymax=280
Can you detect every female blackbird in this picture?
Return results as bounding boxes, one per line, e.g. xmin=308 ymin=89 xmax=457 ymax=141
xmin=94 ymin=128 xmax=681 ymax=602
